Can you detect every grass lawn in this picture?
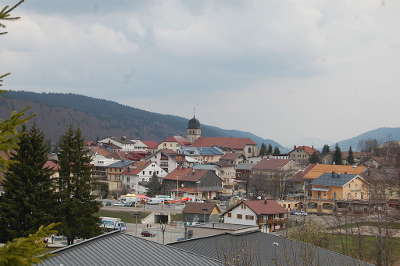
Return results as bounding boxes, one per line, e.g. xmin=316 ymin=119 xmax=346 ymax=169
xmin=94 ymin=210 xmax=150 ymax=224
xmin=324 ymin=234 xmax=400 ymax=265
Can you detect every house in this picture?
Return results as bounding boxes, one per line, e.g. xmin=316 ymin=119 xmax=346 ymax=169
xmin=288 ymin=163 xmax=367 ymax=200
xmin=43 ymin=160 xmax=60 ymax=179
xmin=252 ymin=158 xmax=296 ymax=176
xmin=163 ymin=168 xmax=223 ymax=200
xmin=178 ymin=146 xmax=225 ymax=164
xmin=183 ymin=202 xmax=221 ymax=223
xmin=169 ymin=231 xmax=372 ymax=266
xmin=222 ymin=200 xmax=288 ymax=233
xmin=219 ymin=152 xmax=246 ymax=166
xmin=39 ymin=231 xmax=222 ymax=266
xmin=147 ymin=149 xmax=178 ymax=173
xmin=121 ymin=161 xmax=167 ymax=191
xmin=105 ymin=160 xmax=134 ymax=193
xmin=99 ymin=137 xmax=136 ymax=152
xmin=158 ymin=136 xmax=191 ymax=151
xmin=307 ymin=173 xmax=369 ymax=214
xmin=289 ymin=145 xmax=318 ymax=165
xmin=217 ymin=161 xmax=237 ymax=195
xmin=193 ymin=137 xmax=258 ymax=158
xmin=235 ymin=163 xmax=255 ymax=194
xmin=142 ymin=140 xmax=159 ymax=152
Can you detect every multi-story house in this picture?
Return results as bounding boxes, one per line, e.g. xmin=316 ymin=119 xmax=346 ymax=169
xmin=222 ymin=200 xmax=288 ymax=233
xmin=289 ymin=145 xmax=318 ymax=165
xmin=99 ymin=137 xmax=150 ymax=152
xmin=105 ymin=160 xmax=134 ymax=193
xmin=121 ymin=161 xmax=167 ymax=192
xmin=217 ymin=161 xmax=237 ymax=195
xmin=307 ymin=173 xmax=369 ymax=214
xmin=147 ymin=149 xmax=178 ymax=173
xmin=252 ymin=158 xmax=296 ymax=176
xmin=157 ymin=136 xmax=191 ymax=152
xmin=162 ymin=168 xmax=223 ymax=200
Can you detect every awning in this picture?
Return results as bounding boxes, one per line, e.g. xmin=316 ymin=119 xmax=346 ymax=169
xmin=311 ymin=187 xmax=329 ymax=192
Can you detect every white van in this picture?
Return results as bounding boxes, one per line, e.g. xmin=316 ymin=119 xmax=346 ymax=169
xmin=100 ymin=217 xmax=127 ymax=231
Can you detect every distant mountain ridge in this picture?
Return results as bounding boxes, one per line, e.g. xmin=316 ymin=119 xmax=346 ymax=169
xmin=336 ymin=127 xmax=400 ymax=151
xmin=0 ymin=91 xmax=285 ymax=150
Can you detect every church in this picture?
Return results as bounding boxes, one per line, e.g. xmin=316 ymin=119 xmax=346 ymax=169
xmin=158 ymin=116 xmax=258 ymax=158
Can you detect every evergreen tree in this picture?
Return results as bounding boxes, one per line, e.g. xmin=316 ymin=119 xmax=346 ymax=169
xmin=57 ymin=127 xmax=100 ymax=245
xmin=267 ymin=144 xmax=273 ymax=155
xmin=309 ymin=152 xmax=321 ymax=164
xmin=333 ymin=144 xmax=342 ymax=165
xmin=273 ymin=147 xmax=281 ymax=155
xmin=0 ymin=125 xmax=57 ymax=242
xmin=145 ymin=173 xmax=162 ymax=197
xmin=347 ymin=146 xmax=355 ymax=165
xmin=259 ymin=143 xmax=267 ymax=157
xmin=321 ymin=145 xmax=330 ymax=155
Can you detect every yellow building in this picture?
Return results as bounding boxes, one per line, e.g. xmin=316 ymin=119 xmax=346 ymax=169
xmin=307 ymin=173 xmax=369 ymax=214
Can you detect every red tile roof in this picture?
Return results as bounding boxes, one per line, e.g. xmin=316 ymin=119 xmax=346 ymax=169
xmin=164 ymin=136 xmax=191 ymax=146
xmin=142 ymin=141 xmax=159 ymax=149
xmin=183 ymin=202 xmax=221 ymax=215
xmin=193 ymin=137 xmax=256 ymax=150
xmin=43 ymin=160 xmax=60 ymax=171
xmin=163 ymin=168 xmax=209 ymax=182
xmin=290 ymin=146 xmax=318 ymax=155
xmin=122 ymin=161 xmax=151 ymax=175
xmin=253 ymin=158 xmax=291 ymax=171
xmin=225 ymin=200 xmax=287 ymax=215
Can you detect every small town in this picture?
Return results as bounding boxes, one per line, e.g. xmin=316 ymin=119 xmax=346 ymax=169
xmin=1 ymin=1 xmax=400 ymax=266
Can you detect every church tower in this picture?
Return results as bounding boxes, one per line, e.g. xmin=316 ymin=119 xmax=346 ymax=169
xmin=187 ymin=116 xmax=201 ymax=143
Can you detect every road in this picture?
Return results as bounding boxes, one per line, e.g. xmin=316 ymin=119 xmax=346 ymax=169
xmin=101 ymin=204 xmax=184 ymax=214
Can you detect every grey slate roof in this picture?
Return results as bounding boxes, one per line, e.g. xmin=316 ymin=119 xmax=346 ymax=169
xmin=40 ymin=231 xmax=222 ymax=266
xmin=169 ymin=231 xmax=372 ymax=266
xmin=106 ymin=160 xmax=133 ymax=168
xmin=180 ymin=147 xmax=225 ymax=156
xmin=311 ymin=173 xmax=359 ymax=187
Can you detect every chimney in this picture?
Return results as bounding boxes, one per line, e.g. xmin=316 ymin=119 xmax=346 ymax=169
xmin=294 ymin=145 xmax=296 ymax=150
xmin=264 ymin=199 xmax=267 ymax=205
xmin=331 ymin=171 xmax=335 ymax=177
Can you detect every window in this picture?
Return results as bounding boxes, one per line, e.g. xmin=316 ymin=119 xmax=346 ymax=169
xmin=245 ymin=215 xmax=254 ymax=220
xmin=248 ymin=147 xmax=251 ymax=153
xmin=228 ymin=212 xmax=232 ymax=218
xmin=237 ymin=214 xmax=243 ymax=219
xmin=142 ymin=171 xmax=145 ymax=175
xmin=156 ymin=171 xmax=159 ymax=175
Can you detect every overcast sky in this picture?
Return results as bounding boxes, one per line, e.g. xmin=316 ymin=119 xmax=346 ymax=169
xmin=2 ymin=0 xmax=399 ymax=146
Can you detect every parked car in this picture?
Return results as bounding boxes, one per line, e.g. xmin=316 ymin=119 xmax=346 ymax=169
xmin=113 ymin=202 xmax=125 ymax=207
xmin=141 ymin=230 xmax=156 ymax=237
xmin=292 ymin=210 xmax=308 ymax=216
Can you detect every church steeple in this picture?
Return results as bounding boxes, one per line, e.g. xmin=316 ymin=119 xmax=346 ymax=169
xmin=187 ymin=114 xmax=201 ymax=143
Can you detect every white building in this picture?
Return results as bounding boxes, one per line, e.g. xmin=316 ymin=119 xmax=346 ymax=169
xmin=147 ymin=149 xmax=178 ymax=173
xmin=222 ymin=200 xmax=288 ymax=233
xmin=99 ymin=137 xmax=150 ymax=152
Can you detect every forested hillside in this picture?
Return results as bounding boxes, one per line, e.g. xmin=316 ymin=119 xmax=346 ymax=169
xmin=0 ymin=91 xmax=285 ymax=149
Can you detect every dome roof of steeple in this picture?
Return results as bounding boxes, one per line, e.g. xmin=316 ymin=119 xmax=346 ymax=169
xmin=187 ymin=117 xmax=201 ymax=129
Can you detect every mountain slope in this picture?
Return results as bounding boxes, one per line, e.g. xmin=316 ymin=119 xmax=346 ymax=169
xmin=0 ymin=91 xmax=285 ymax=149
xmin=336 ymin=127 xmax=400 ymax=151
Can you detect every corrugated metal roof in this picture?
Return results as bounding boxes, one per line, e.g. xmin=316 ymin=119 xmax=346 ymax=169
xmin=169 ymin=231 xmax=372 ymax=266
xmin=40 ymin=231 xmax=222 ymax=266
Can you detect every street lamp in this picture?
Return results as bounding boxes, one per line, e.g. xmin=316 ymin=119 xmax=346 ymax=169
xmin=132 ymin=211 xmax=141 ymax=236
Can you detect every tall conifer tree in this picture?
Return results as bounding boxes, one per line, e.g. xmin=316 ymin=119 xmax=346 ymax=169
xmin=57 ymin=127 xmax=100 ymax=245
xmin=0 ymin=125 xmax=57 ymax=242
xmin=333 ymin=144 xmax=343 ymax=165
xmin=273 ymin=147 xmax=281 ymax=155
xmin=267 ymin=144 xmax=273 ymax=155
xmin=259 ymin=143 xmax=267 ymax=157
xmin=347 ymin=146 xmax=355 ymax=165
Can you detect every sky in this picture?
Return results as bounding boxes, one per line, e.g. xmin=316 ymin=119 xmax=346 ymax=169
xmin=2 ymin=0 xmax=400 ymax=146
